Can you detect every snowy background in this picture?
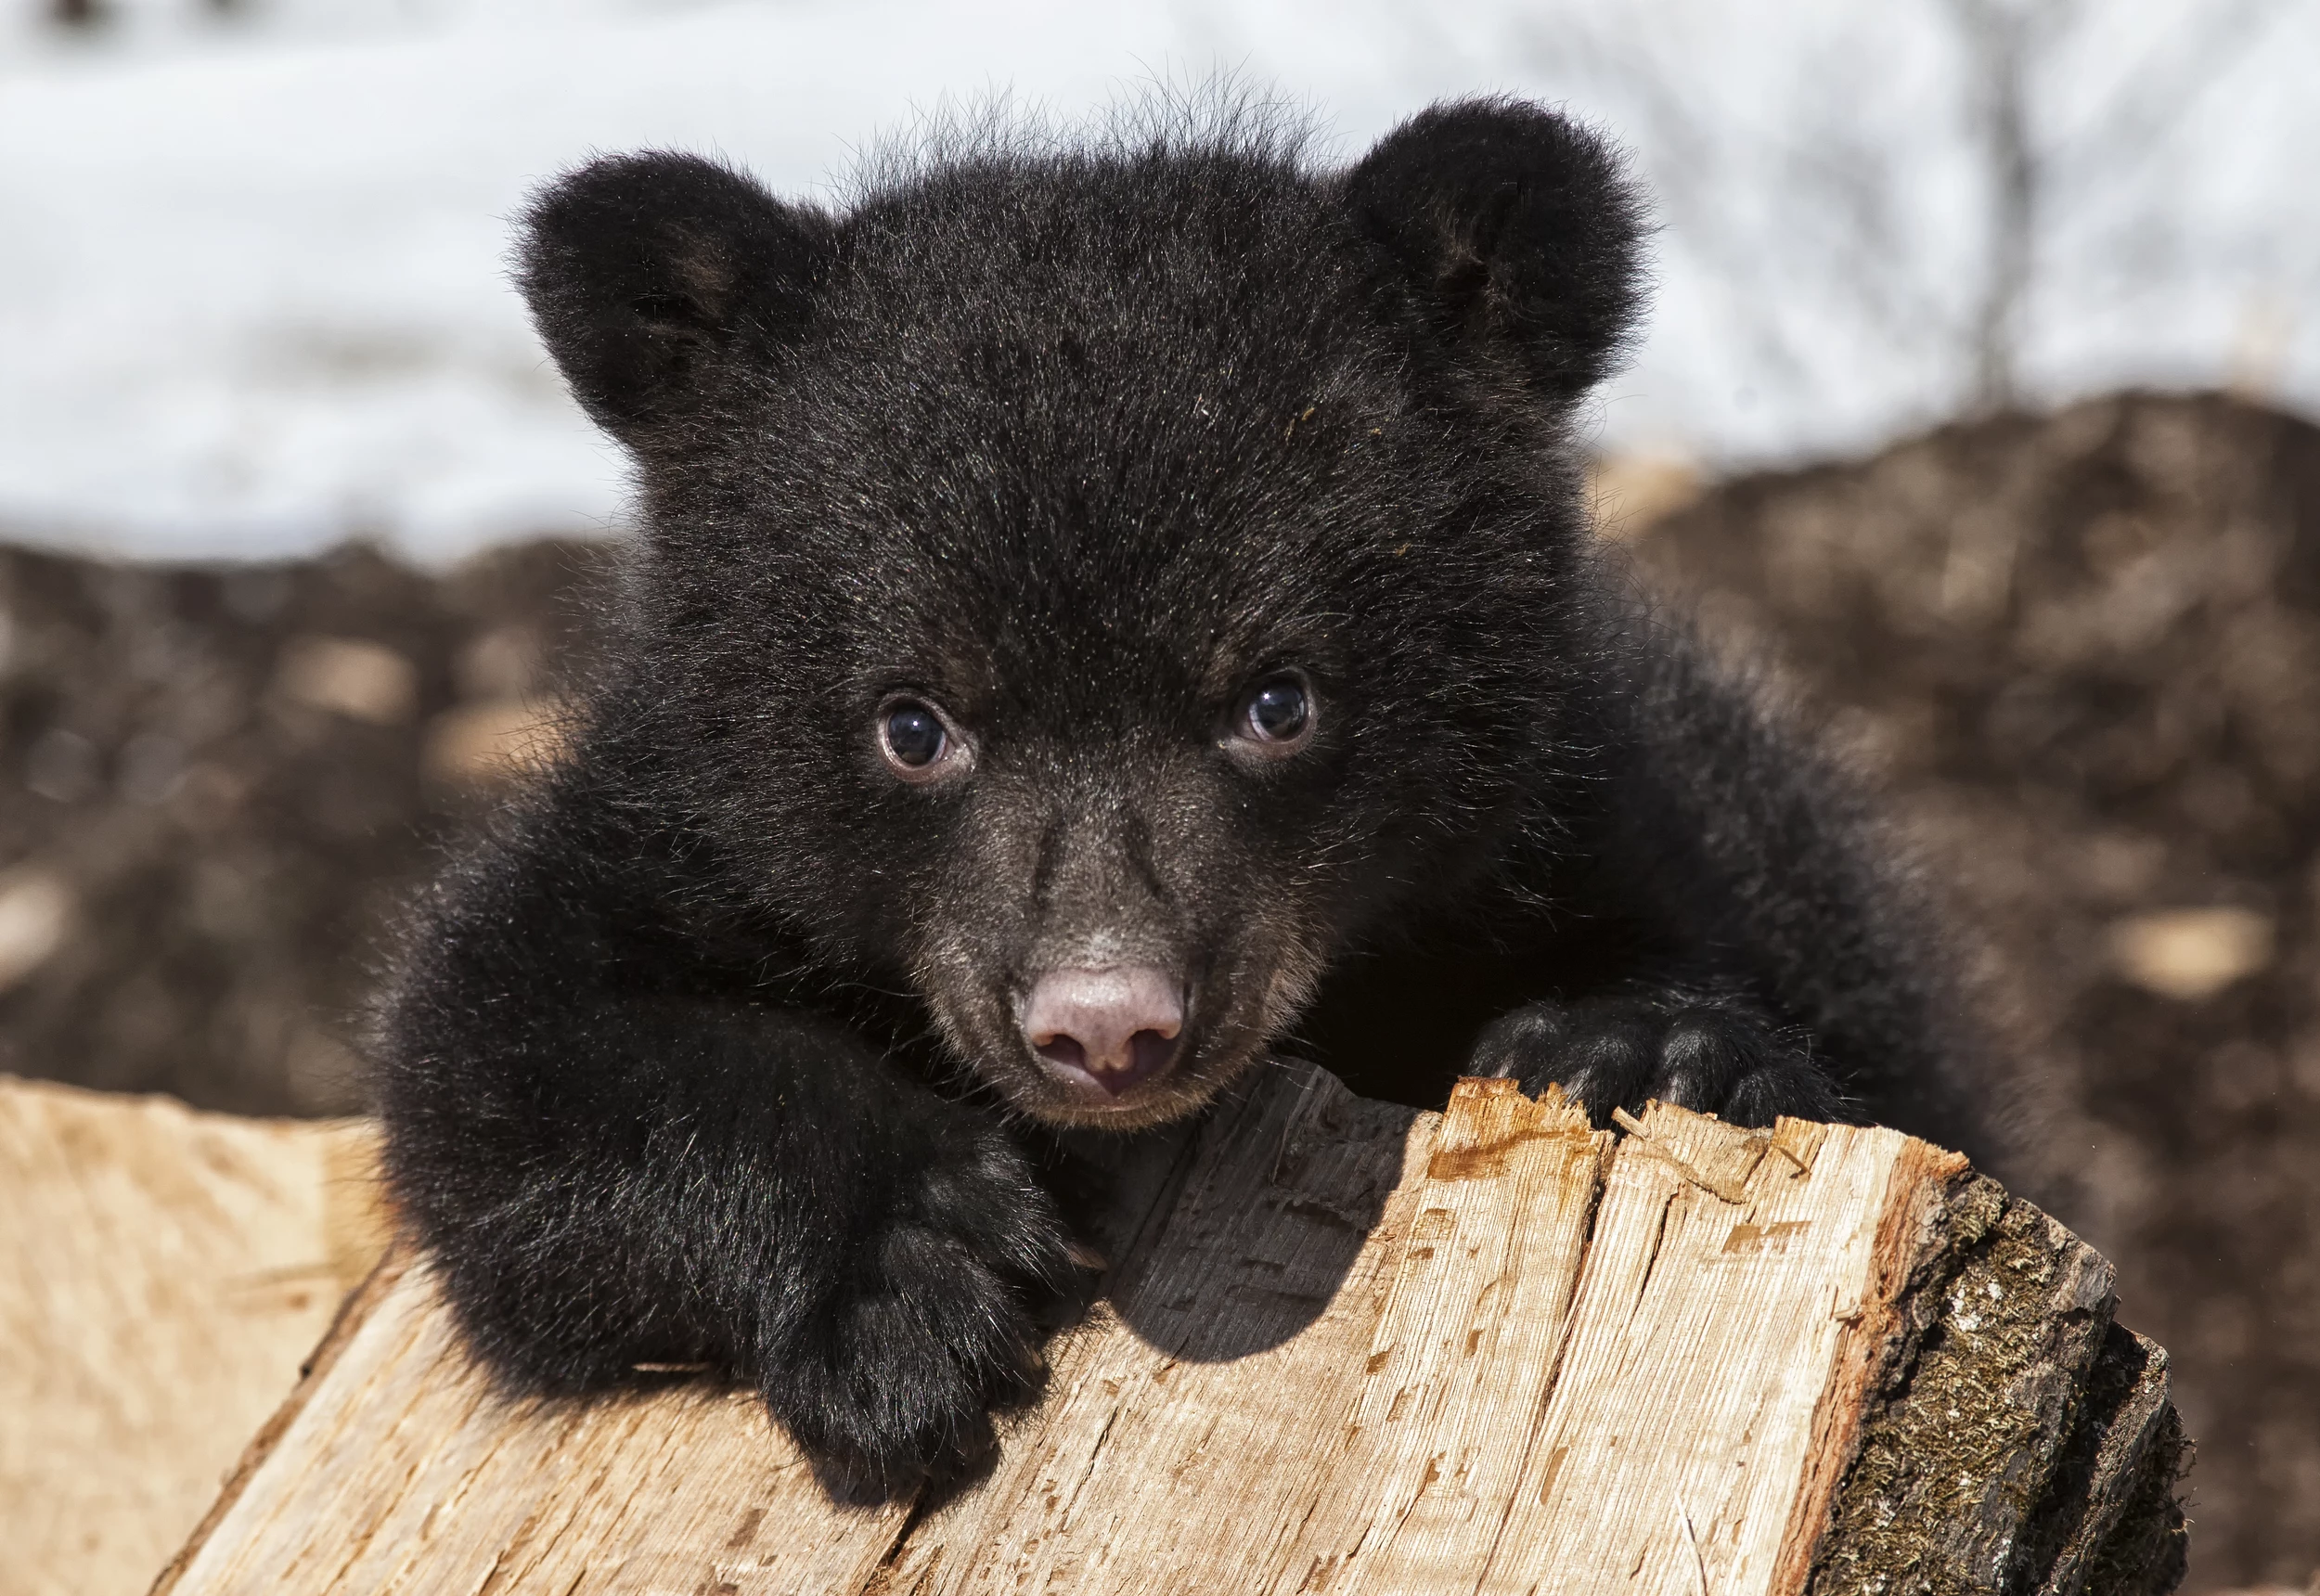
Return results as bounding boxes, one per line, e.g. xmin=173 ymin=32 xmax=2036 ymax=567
xmin=1 ymin=0 xmax=2314 ymax=563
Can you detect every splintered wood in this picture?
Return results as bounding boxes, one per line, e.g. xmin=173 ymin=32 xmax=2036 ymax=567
xmin=154 ymin=1066 xmax=2187 ymax=1596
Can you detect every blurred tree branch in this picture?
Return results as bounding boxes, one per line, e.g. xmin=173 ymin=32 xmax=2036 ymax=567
xmin=1946 ymin=0 xmax=2053 ymax=411
xmin=1518 ymin=0 xmax=2293 ymax=424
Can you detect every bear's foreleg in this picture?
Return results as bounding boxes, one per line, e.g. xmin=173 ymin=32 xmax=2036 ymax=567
xmin=382 ymin=933 xmax=1085 ymax=1498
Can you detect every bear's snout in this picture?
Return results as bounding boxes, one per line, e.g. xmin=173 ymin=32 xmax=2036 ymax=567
xmin=1020 ymin=966 xmax=1184 ymax=1100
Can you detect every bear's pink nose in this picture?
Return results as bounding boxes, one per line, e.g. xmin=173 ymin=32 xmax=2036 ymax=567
xmin=1022 ymin=966 xmax=1184 ymax=1096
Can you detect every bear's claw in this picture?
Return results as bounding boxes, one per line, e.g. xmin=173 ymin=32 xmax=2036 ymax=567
xmin=1470 ymin=987 xmax=1846 ymax=1129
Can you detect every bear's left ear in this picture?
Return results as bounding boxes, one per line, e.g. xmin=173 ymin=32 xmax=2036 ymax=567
xmin=517 ymin=152 xmax=838 ymax=444
xmin=1343 ymin=98 xmax=1647 ymax=405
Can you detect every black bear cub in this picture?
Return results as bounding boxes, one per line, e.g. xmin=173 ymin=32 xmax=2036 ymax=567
xmin=378 ymin=97 xmax=1992 ymax=1496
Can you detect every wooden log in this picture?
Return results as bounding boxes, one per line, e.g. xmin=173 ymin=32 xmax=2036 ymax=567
xmin=0 ymin=1076 xmax=387 ymax=1596
xmin=151 ymin=1064 xmax=2188 ymax=1596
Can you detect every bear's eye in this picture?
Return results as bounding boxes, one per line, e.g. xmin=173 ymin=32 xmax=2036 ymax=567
xmin=1235 ymin=674 xmax=1314 ymax=752
xmin=878 ymin=699 xmax=961 ymax=782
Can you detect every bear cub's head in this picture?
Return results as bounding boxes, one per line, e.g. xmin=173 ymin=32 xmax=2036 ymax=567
xmin=520 ymin=98 xmax=1645 ymax=1129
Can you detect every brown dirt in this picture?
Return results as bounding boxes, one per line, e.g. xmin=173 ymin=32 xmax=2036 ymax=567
xmin=0 ymin=537 xmax=610 ymax=1114
xmin=1623 ymin=391 xmax=2320 ymax=1591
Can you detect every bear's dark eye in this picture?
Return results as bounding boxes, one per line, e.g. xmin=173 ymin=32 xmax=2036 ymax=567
xmin=878 ymin=699 xmax=958 ymax=781
xmin=1236 ymin=675 xmax=1314 ymax=752
xmin=886 ymin=705 xmax=944 ymax=764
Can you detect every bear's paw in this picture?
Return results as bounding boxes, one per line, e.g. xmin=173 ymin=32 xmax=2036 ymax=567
xmin=759 ymin=1127 xmax=1090 ymax=1499
xmin=1470 ymin=988 xmax=1845 ymax=1130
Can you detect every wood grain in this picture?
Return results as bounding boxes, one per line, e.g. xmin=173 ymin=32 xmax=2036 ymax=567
xmin=0 ymin=1076 xmax=386 ymax=1596
xmin=1265 ymin=1078 xmax=1609 ymax=1596
xmin=149 ymin=1064 xmax=2187 ymax=1596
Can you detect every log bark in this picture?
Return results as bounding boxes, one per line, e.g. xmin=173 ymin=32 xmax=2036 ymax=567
xmin=150 ymin=1064 xmax=2188 ymax=1596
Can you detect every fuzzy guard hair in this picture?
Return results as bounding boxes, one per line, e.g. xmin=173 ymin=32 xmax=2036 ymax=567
xmin=377 ymin=95 xmax=1996 ymax=1498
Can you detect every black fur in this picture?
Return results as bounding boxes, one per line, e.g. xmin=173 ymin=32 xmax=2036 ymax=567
xmin=377 ymin=97 xmax=1995 ymax=1498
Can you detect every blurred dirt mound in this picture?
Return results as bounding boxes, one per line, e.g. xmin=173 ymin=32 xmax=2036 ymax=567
xmin=1623 ymin=391 xmax=2320 ymax=1592
xmin=0 ymin=538 xmax=612 ymax=1115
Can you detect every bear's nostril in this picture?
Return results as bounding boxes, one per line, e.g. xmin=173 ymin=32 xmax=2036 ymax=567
xmin=1128 ymin=1028 xmax=1179 ymax=1082
xmin=1021 ymin=965 xmax=1186 ymax=1098
xmin=1035 ymin=1035 xmax=1089 ymax=1075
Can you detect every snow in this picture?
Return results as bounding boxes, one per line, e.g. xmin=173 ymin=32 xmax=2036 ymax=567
xmin=0 ymin=0 xmax=2314 ymax=563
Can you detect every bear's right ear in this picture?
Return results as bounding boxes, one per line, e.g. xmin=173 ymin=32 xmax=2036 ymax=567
xmin=517 ymin=152 xmax=836 ymax=442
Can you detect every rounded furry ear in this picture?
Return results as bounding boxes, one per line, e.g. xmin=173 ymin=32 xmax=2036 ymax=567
xmin=517 ymin=152 xmax=836 ymax=441
xmin=1344 ymin=98 xmax=1647 ymax=405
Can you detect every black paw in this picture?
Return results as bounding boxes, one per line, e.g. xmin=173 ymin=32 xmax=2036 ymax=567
xmin=1469 ymin=988 xmax=1843 ymax=1128
xmin=760 ymin=1124 xmax=1093 ymax=1499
